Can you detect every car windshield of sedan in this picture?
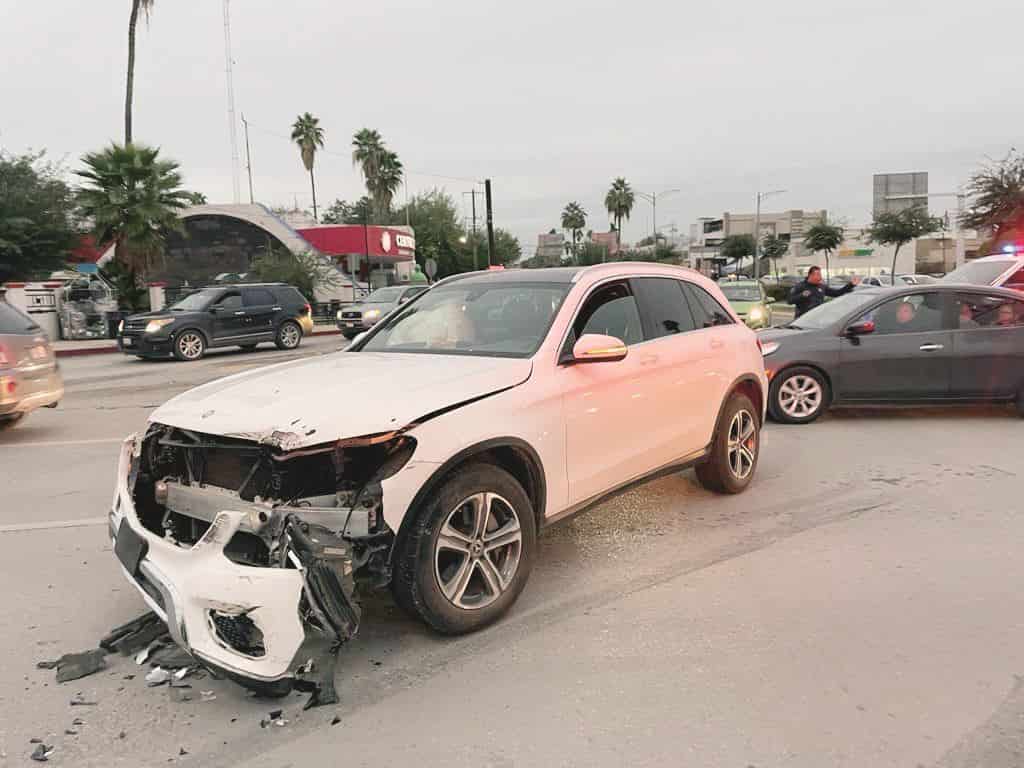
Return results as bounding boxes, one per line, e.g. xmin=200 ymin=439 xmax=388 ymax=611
xmin=720 ymin=284 xmax=762 ymax=302
xmin=169 ymin=289 xmax=219 ymax=311
xmin=366 ymin=287 xmax=404 ymax=303
xmin=359 ymin=281 xmax=570 ymax=357
xmin=942 ymin=260 xmax=1015 ymax=285
xmin=789 ymin=291 xmax=880 ymax=330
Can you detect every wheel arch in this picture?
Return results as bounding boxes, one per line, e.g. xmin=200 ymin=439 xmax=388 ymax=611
xmin=172 ymin=326 xmax=209 ymax=346
xmin=393 ymin=437 xmax=547 ymax=554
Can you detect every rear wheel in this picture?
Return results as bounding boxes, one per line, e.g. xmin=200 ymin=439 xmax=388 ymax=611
xmin=275 ymin=321 xmax=302 ymax=350
xmin=0 ymin=413 xmax=24 ymax=431
xmin=696 ymin=392 xmax=759 ymax=494
xmin=768 ymin=366 xmax=828 ymax=424
xmin=391 ymin=463 xmax=536 ymax=635
xmin=172 ymin=330 xmax=206 ymax=361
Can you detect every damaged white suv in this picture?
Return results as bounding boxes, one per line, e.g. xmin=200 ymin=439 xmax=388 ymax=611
xmin=110 ymin=264 xmax=767 ymax=693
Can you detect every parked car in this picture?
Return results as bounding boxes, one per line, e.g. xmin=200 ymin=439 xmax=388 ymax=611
xmin=109 ymin=264 xmax=767 ymax=691
xmin=941 ymin=253 xmax=1024 ymax=292
xmin=118 ymin=283 xmax=313 ymax=361
xmin=859 ymin=274 xmax=937 ymax=288
xmin=0 ymin=300 xmax=63 ymax=430
xmin=336 ymin=285 xmax=429 ymax=339
xmin=719 ymin=280 xmax=775 ymax=328
xmin=758 ymin=284 xmax=1024 ymax=423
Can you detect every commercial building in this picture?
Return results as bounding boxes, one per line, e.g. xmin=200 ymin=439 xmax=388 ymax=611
xmin=689 ymin=209 xmax=826 ymax=275
xmin=535 ymin=232 xmax=565 ymax=266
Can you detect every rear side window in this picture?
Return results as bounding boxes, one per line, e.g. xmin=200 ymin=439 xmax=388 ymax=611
xmin=0 ymin=301 xmax=39 ymax=333
xmin=1005 ymin=267 xmax=1024 ymax=292
xmin=683 ymin=284 xmax=734 ymax=328
xmin=243 ymin=288 xmax=276 ymax=306
xmin=273 ymin=286 xmax=307 ymax=305
xmin=957 ymin=293 xmax=1024 ymax=328
xmin=630 ymin=278 xmax=697 ymax=338
xmin=571 ymin=281 xmax=644 ymax=346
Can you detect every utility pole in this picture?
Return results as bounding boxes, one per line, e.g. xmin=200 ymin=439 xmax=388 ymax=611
xmin=637 ymin=189 xmax=680 ymax=255
xmin=753 ymin=189 xmax=787 ymax=280
xmin=222 ymin=0 xmax=241 ymax=203
xmin=241 ymin=113 xmax=254 ymax=204
xmin=471 ymin=189 xmax=479 ymax=271
xmin=485 ymin=179 xmax=496 ymax=267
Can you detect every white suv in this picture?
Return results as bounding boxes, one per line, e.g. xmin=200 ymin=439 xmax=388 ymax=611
xmin=942 ymin=253 xmax=1024 ymax=291
xmin=109 ymin=264 xmax=767 ymax=691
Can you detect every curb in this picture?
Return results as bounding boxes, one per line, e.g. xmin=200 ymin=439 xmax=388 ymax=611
xmin=54 ymin=328 xmax=342 ymax=359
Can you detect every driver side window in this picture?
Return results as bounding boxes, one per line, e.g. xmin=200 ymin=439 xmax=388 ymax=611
xmin=215 ymin=292 xmax=242 ymax=310
xmin=570 ymin=282 xmax=644 ymax=348
xmin=855 ymin=293 xmax=943 ymax=334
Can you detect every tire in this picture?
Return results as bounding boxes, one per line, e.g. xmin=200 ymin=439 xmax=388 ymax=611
xmin=695 ymin=392 xmax=760 ymax=495
xmin=391 ymin=463 xmax=536 ymax=635
xmin=341 ymin=331 xmax=358 ymax=340
xmin=275 ymin=321 xmax=302 ymax=350
xmin=768 ymin=366 xmax=829 ymax=424
xmin=172 ymin=329 xmax=206 ymax=361
xmin=238 ymin=344 xmax=258 ymax=352
xmin=0 ymin=413 xmax=25 ymax=431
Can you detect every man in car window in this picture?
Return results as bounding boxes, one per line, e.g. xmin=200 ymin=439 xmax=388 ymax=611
xmin=788 ymin=266 xmax=860 ymax=319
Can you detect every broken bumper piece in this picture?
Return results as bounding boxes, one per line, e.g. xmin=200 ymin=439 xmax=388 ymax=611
xmin=109 ymin=437 xmax=359 ymax=686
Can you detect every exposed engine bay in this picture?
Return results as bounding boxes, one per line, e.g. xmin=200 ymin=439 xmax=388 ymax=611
xmin=125 ymin=421 xmax=415 ymax=702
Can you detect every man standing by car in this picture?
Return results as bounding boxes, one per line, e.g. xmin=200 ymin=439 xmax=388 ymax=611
xmin=788 ymin=266 xmax=860 ymax=319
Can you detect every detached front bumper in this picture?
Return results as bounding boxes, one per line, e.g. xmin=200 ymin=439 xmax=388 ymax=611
xmin=109 ymin=437 xmax=307 ymax=682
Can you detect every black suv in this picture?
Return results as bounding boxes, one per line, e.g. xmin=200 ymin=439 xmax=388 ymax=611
xmin=119 ymin=283 xmax=314 ymax=361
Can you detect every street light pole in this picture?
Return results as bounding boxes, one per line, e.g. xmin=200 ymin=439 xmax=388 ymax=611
xmin=753 ymin=189 xmax=786 ymax=280
xmin=637 ymin=189 xmax=680 ymax=255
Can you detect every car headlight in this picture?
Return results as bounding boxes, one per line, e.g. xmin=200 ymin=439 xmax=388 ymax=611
xmin=336 ymin=310 xmax=343 ymax=320
xmin=760 ymin=340 xmax=780 ymax=356
xmin=748 ymin=307 xmax=764 ymax=321
xmin=363 ymin=309 xmax=381 ymax=320
xmin=144 ymin=318 xmax=175 ymax=334
xmin=118 ymin=319 xmax=124 ymax=334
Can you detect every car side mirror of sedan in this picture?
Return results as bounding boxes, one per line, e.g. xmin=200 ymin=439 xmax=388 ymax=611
xmin=571 ymin=333 xmax=628 ymax=363
xmin=845 ymin=320 xmax=875 ymax=337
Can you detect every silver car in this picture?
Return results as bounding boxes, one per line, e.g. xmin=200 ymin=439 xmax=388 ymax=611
xmin=336 ymin=285 xmax=428 ymax=339
xmin=0 ymin=300 xmax=63 ymax=429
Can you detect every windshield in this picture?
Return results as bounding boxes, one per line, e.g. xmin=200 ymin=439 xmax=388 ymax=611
xmin=0 ymin=301 xmax=39 ymax=334
xmin=942 ymin=260 xmax=1015 ymax=285
xmin=366 ymin=287 xmax=404 ymax=303
xmin=720 ymin=284 xmax=762 ymax=302
xmin=789 ymin=291 xmax=881 ymax=330
xmin=170 ymin=289 xmax=219 ymax=311
xmin=359 ymin=281 xmax=570 ymax=358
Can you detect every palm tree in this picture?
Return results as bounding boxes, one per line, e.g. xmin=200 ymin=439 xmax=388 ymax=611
xmin=125 ymin=0 xmax=156 ymax=144
xmin=561 ymin=202 xmax=587 ymax=262
xmin=76 ymin=143 xmax=190 ymax=274
xmin=760 ymin=234 xmax=789 ymax=282
xmin=803 ymin=221 xmax=844 ymax=280
xmin=604 ymin=177 xmax=635 ymax=246
xmin=291 ymin=113 xmax=325 ymax=222
xmin=351 ymin=129 xmax=403 ymax=222
xmin=373 ymin=150 xmax=404 ymax=221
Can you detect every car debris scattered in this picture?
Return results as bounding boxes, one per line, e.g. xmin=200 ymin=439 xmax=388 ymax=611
xmin=55 ymin=649 xmax=108 ymax=683
xmin=168 ymin=684 xmax=194 ymax=703
xmin=29 ymin=743 xmax=54 ymax=762
xmin=260 ymin=709 xmax=288 ymax=728
xmin=69 ymin=694 xmax=98 ymax=706
xmin=146 ymin=667 xmax=171 ymax=687
xmin=100 ymin=612 xmax=166 ymax=656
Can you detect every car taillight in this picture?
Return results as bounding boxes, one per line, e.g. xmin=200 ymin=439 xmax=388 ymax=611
xmin=303 ymin=303 xmax=311 ymax=315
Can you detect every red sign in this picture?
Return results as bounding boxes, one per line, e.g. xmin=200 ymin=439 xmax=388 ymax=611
xmin=297 ymin=225 xmax=416 ymax=262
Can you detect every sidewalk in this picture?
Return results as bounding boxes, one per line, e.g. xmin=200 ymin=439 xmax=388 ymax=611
xmin=52 ymin=323 xmax=341 ymax=358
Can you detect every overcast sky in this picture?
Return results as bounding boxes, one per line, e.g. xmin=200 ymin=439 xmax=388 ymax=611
xmin=3 ymin=0 xmax=1021 ymax=251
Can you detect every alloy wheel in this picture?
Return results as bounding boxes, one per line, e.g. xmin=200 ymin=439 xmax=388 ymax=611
xmin=280 ymin=323 xmax=300 ymax=348
xmin=177 ymin=332 xmax=204 ymax=360
xmin=778 ymin=375 xmax=823 ymax=419
xmin=434 ymin=492 xmax=523 ymax=611
xmin=727 ymin=409 xmax=757 ymax=479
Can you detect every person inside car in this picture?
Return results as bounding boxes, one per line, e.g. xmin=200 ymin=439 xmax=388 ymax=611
xmin=788 ymin=266 xmax=860 ymax=319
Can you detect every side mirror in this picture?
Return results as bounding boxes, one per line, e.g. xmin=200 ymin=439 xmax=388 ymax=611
xmin=571 ymin=333 xmax=628 ymax=363
xmin=845 ymin=320 xmax=875 ymax=337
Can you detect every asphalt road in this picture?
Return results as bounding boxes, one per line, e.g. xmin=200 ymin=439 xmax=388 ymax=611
xmin=1 ymin=336 xmax=1023 ymax=767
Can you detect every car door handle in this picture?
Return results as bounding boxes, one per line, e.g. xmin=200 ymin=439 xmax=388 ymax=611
xmin=234 ymin=311 xmax=246 ymax=315
xmin=272 ymin=306 xmax=282 ymax=311
xmin=919 ymin=343 xmax=943 ymax=351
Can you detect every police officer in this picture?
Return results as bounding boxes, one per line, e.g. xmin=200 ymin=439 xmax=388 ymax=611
xmin=788 ymin=266 xmax=860 ymax=319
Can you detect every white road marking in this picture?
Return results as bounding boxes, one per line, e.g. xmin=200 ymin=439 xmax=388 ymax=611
xmin=0 ymin=516 xmax=108 ymax=534
xmin=0 ymin=438 xmax=124 ymax=449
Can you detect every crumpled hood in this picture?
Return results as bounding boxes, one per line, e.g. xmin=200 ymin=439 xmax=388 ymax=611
xmin=150 ymin=351 xmax=533 ymax=448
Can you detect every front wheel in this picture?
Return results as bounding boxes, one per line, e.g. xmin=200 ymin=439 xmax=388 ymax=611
xmin=275 ymin=321 xmax=302 ymax=350
xmin=768 ymin=366 xmax=828 ymax=424
xmin=391 ymin=464 xmax=536 ymax=635
xmin=172 ymin=330 xmax=206 ymax=361
xmin=695 ymin=392 xmax=760 ymax=494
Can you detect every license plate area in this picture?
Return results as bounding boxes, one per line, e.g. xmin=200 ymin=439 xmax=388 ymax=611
xmin=115 ymin=520 xmax=148 ymax=576
xmin=123 ymin=337 xmax=134 ymax=347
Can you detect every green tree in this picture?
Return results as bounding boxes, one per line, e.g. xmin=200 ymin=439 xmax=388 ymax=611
xmin=866 ymin=206 xmax=942 ymax=285
xmin=185 ymin=191 xmax=207 ymax=205
xmin=720 ymin=234 xmax=755 ymax=273
xmin=291 ymin=113 xmax=325 ymax=222
xmin=760 ymin=234 xmax=789 ymax=281
xmin=75 ymin=143 xmax=190 ymax=275
xmin=604 ymin=177 xmax=635 ymax=243
xmin=321 ymin=197 xmax=374 ymax=225
xmin=577 ymin=241 xmax=608 ymax=266
xmin=351 ymin=129 xmax=403 ymax=222
xmin=101 ymin=259 xmax=148 ymax=312
xmin=125 ymin=0 xmax=155 ymax=144
xmin=250 ymin=247 xmax=338 ymax=301
xmin=375 ymin=151 xmax=404 ymax=220
xmin=803 ymin=221 xmax=843 ymax=280
xmin=959 ymin=149 xmax=1024 ymax=244
xmin=561 ymin=202 xmax=587 ymax=262
xmin=0 ymin=151 xmax=78 ymax=282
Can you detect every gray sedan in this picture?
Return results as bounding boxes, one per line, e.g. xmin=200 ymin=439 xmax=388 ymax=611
xmin=759 ymin=284 xmax=1024 ymax=423
xmin=0 ymin=300 xmax=63 ymax=429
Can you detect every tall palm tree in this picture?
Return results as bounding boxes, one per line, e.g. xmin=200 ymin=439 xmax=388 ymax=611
xmin=351 ymin=129 xmax=388 ymax=221
xmin=604 ymin=177 xmax=635 ymax=246
xmin=76 ymin=143 xmax=190 ymax=274
xmin=125 ymin=0 xmax=156 ymax=144
xmin=291 ymin=113 xmax=325 ymax=222
xmin=561 ymin=202 xmax=587 ymax=262
xmin=374 ymin=150 xmax=404 ymax=221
